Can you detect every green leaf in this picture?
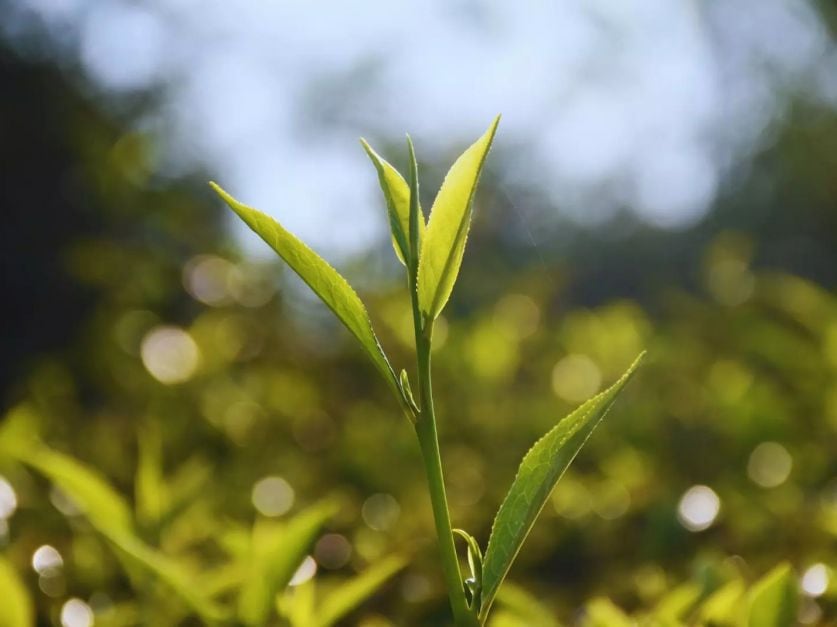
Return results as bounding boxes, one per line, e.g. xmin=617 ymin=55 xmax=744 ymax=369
xmin=360 ymin=139 xmax=424 ymax=266
xmin=5 ymin=433 xmax=226 ymax=622
xmin=406 ymin=135 xmax=421 ymax=272
xmin=417 ymin=116 xmax=500 ymax=322
xmin=492 ymin=582 xmax=560 ymax=627
xmin=747 ymin=563 xmax=798 ymax=627
xmin=280 ymin=578 xmax=317 ymax=627
xmin=101 ymin=528 xmax=228 ymax=622
xmin=480 ymin=353 xmax=644 ymax=619
xmin=453 ymin=529 xmax=483 ymax=611
xmin=652 ymin=582 xmax=702 ymax=622
xmin=210 ymin=183 xmax=402 ymax=406
xmin=581 ymin=598 xmax=633 ymax=627
xmin=0 ymin=557 xmax=34 ymax=627
xmin=135 ymin=420 xmax=164 ymax=527
xmin=317 ymin=554 xmax=408 ymax=627
xmin=237 ymin=501 xmax=336 ymax=626
xmin=15 ymin=440 xmax=133 ymax=533
xmin=698 ymin=579 xmax=746 ymax=625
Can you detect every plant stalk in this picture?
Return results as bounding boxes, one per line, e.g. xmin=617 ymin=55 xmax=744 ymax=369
xmin=414 ymin=331 xmax=477 ymax=626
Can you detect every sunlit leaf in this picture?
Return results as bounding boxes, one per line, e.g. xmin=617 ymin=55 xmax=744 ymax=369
xmin=101 ymin=527 xmax=228 ymax=622
xmin=238 ymin=501 xmax=336 ymax=626
xmin=480 ymin=353 xmax=644 ymax=619
xmin=0 ymin=557 xmax=33 ymax=627
xmin=360 ymin=139 xmax=424 ymax=266
xmin=581 ymin=598 xmax=633 ymax=627
xmin=135 ymin=421 xmax=164 ymax=527
xmin=5 ymin=434 xmax=226 ymax=622
xmin=652 ymin=582 xmax=702 ymax=623
xmin=417 ymin=116 xmax=500 ymax=322
xmin=747 ymin=563 xmax=798 ymax=627
xmin=317 ymin=554 xmax=408 ymax=627
xmin=491 ymin=581 xmax=560 ymax=627
xmin=698 ymin=579 xmax=746 ymax=625
xmin=210 ymin=183 xmax=401 ymax=405
xmin=15 ymin=441 xmax=133 ymax=533
xmin=279 ymin=578 xmax=317 ymax=627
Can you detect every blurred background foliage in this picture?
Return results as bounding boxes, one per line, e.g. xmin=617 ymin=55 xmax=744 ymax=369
xmin=2 ymin=2 xmax=837 ymax=626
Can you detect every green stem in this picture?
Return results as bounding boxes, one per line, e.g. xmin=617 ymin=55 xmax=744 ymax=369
xmin=414 ymin=332 xmax=476 ymax=626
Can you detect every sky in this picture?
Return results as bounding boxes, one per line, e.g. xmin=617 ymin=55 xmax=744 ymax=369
xmin=6 ymin=0 xmax=837 ymax=257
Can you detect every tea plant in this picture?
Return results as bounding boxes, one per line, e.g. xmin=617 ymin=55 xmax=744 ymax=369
xmin=0 ymin=405 xmax=406 ymax=626
xmin=210 ymin=117 xmax=643 ymax=625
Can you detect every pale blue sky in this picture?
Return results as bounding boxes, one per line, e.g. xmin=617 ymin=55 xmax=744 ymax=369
xmin=8 ymin=0 xmax=837 ymax=257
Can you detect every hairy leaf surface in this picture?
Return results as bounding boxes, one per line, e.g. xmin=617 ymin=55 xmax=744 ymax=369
xmin=481 ymin=353 xmax=644 ymax=617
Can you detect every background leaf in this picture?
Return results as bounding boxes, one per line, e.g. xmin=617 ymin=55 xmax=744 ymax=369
xmin=747 ymin=563 xmax=798 ymax=627
xmin=317 ymin=554 xmax=408 ymax=627
xmin=2 ymin=427 xmax=226 ymax=622
xmin=237 ymin=501 xmax=336 ymax=626
xmin=0 ymin=557 xmax=33 ymax=627
xmin=480 ymin=353 xmax=644 ymax=618
xmin=417 ymin=116 xmax=499 ymax=322
xmin=210 ymin=183 xmax=401 ymax=404
xmin=361 ymin=139 xmax=424 ymax=266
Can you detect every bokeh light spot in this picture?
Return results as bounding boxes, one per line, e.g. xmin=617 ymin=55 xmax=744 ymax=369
xmin=677 ymin=485 xmax=720 ymax=531
xmin=747 ymin=442 xmax=793 ymax=488
xmin=801 ymin=563 xmax=829 ymax=597
xmin=183 ymin=255 xmax=236 ymax=306
xmin=361 ymin=494 xmax=400 ymax=531
xmin=288 ymin=555 xmax=317 ymax=586
xmin=140 ymin=326 xmax=200 ymax=384
xmin=552 ymin=354 xmax=601 ymax=402
xmin=314 ymin=533 xmax=352 ymax=570
xmin=32 ymin=545 xmax=63 ymax=575
xmin=0 ymin=476 xmax=18 ymax=520
xmin=61 ymin=598 xmax=94 ymax=627
xmin=251 ymin=476 xmax=294 ymax=517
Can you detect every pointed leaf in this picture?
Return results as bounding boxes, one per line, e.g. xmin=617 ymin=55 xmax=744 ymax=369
xmin=317 ymin=554 xmax=408 ymax=627
xmin=210 ymin=183 xmax=401 ymax=404
xmin=481 ymin=353 xmax=644 ymax=618
xmin=6 ymin=436 xmax=226 ymax=621
xmin=360 ymin=140 xmax=424 ymax=266
xmin=279 ymin=578 xmax=317 ymax=627
xmin=581 ymin=598 xmax=633 ymax=627
xmin=238 ymin=501 xmax=336 ymax=626
xmin=417 ymin=116 xmax=500 ymax=322
xmin=493 ymin=582 xmax=560 ymax=627
xmin=0 ymin=557 xmax=34 ymax=627
xmin=747 ymin=563 xmax=798 ymax=627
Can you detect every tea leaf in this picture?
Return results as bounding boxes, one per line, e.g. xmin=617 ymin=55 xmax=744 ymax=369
xmin=238 ymin=501 xmax=336 ymax=626
xmin=747 ymin=563 xmax=798 ymax=627
xmin=210 ymin=183 xmax=401 ymax=405
xmin=492 ymin=581 xmax=560 ymax=627
xmin=7 ymin=436 xmax=225 ymax=621
xmin=360 ymin=139 xmax=424 ymax=266
xmin=581 ymin=598 xmax=633 ymax=627
xmin=0 ymin=556 xmax=33 ymax=627
xmin=480 ymin=353 xmax=644 ymax=618
xmin=317 ymin=554 xmax=408 ymax=627
xmin=453 ymin=529 xmax=483 ymax=611
xmin=417 ymin=116 xmax=499 ymax=323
